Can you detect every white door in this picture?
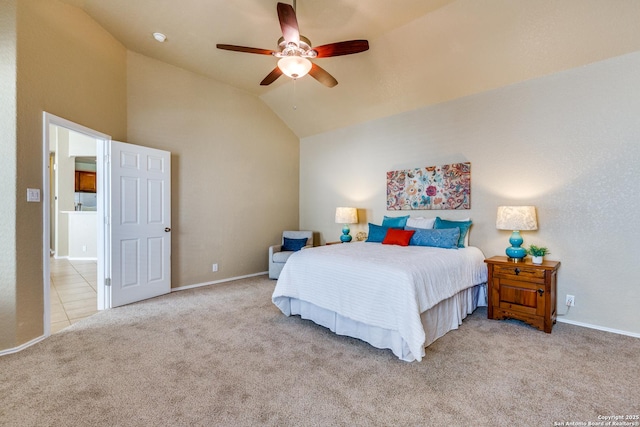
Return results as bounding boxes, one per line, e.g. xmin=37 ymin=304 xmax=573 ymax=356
xmin=108 ymin=141 xmax=171 ymax=307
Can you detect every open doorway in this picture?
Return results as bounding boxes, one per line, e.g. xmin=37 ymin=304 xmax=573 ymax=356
xmin=43 ymin=113 xmax=173 ymax=337
xmin=49 ymin=126 xmax=99 ymax=332
xmin=43 ymin=113 xmax=110 ymax=336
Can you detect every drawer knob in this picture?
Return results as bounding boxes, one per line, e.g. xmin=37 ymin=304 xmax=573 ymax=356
xmin=538 ymin=289 xmax=544 ymax=296
xmin=514 ymin=268 xmax=520 ymax=275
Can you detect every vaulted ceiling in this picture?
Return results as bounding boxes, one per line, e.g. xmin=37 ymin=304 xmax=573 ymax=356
xmin=60 ymin=0 xmax=640 ymax=138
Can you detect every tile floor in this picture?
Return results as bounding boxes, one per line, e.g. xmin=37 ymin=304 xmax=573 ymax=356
xmin=50 ymin=258 xmax=98 ymax=334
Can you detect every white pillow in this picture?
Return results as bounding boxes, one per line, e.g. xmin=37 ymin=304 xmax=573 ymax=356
xmin=405 ymin=217 xmax=435 ymax=230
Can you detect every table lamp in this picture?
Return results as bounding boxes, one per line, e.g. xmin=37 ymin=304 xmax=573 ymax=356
xmin=496 ymin=206 xmax=538 ymax=262
xmin=335 ymin=207 xmax=358 ymax=243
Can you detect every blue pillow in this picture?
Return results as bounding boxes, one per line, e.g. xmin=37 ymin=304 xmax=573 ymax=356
xmin=382 ymin=215 xmax=409 ymax=229
xmin=366 ymin=223 xmax=389 ymax=243
xmin=282 ymin=237 xmax=308 ymax=252
xmin=433 ymin=217 xmax=472 ymax=248
xmin=406 ymin=227 xmax=460 ymax=249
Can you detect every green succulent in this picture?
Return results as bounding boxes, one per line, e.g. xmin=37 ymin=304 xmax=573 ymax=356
xmin=527 ymin=244 xmax=550 ymax=257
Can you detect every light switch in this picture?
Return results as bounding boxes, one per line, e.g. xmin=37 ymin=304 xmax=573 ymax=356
xmin=27 ymin=188 xmax=41 ymax=202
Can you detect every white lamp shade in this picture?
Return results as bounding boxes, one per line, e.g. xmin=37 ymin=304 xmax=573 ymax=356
xmin=277 ymin=56 xmax=312 ymax=79
xmin=335 ymin=207 xmax=358 ymax=224
xmin=496 ymin=206 xmax=538 ymax=231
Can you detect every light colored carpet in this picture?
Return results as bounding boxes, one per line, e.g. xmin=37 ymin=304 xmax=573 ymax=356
xmin=1 ymin=275 xmax=638 ymax=426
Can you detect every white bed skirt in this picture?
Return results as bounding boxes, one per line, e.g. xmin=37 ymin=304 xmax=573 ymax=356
xmin=285 ymin=283 xmax=487 ymax=362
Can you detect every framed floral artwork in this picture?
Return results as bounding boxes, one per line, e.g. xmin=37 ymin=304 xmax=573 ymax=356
xmin=387 ymin=162 xmax=471 ymax=210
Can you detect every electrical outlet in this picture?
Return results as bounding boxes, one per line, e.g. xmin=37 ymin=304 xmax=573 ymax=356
xmin=212 ymin=263 xmax=218 ymax=272
xmin=565 ymin=295 xmax=575 ymax=307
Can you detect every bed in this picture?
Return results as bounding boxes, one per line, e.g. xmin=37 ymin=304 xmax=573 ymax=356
xmin=271 ymin=241 xmax=488 ymax=362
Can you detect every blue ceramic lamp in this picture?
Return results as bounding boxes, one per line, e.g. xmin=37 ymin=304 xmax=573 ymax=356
xmin=496 ymin=206 xmax=538 ymax=262
xmin=335 ymin=207 xmax=358 ymax=243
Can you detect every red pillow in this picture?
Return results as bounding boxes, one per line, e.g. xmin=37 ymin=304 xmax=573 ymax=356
xmin=382 ymin=228 xmax=415 ymax=246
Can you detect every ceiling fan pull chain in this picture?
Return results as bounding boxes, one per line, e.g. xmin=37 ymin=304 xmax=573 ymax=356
xmin=292 ymin=78 xmax=298 ymax=110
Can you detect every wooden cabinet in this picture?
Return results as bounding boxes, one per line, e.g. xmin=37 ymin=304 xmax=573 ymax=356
xmin=75 ymin=171 xmax=96 ymax=193
xmin=485 ymin=256 xmax=560 ymax=333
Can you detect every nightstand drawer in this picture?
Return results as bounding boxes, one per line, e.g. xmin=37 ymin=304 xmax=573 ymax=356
xmin=493 ymin=265 xmax=545 ymax=281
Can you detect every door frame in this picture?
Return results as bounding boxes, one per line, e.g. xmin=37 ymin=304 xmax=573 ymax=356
xmin=42 ymin=112 xmax=112 ymax=336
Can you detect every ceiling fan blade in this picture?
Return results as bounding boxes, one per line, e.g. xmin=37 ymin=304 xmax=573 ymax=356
xmin=216 ymin=44 xmax=276 ymax=55
xmin=260 ymin=67 xmax=283 ymax=86
xmin=308 ymin=63 xmax=338 ymax=88
xmin=313 ymin=40 xmax=370 ymax=58
xmin=277 ymin=2 xmax=300 ymax=46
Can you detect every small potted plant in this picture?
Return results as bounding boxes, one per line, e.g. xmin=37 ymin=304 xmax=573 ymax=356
xmin=527 ymin=244 xmax=550 ymax=265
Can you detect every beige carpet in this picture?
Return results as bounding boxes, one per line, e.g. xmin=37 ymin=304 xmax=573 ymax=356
xmin=1 ymin=275 xmax=638 ymax=426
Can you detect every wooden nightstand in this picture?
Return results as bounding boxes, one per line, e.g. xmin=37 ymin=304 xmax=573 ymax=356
xmin=485 ymin=256 xmax=560 ymax=333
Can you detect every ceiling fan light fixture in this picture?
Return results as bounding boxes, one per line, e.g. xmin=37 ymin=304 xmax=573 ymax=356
xmin=277 ymin=56 xmax=312 ymax=79
xmin=216 ymin=2 xmax=368 ymax=87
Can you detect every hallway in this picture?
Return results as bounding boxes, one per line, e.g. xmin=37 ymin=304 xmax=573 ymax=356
xmin=50 ymin=258 xmax=98 ymax=333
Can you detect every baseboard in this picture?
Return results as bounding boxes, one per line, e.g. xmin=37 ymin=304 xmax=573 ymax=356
xmin=171 ymin=271 xmax=269 ymax=292
xmin=556 ymin=318 xmax=640 ymax=339
xmin=0 ymin=334 xmax=47 ymax=357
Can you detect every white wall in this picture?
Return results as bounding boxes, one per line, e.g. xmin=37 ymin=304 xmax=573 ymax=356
xmin=53 ymin=126 xmax=74 ymax=258
xmin=66 ymin=212 xmax=97 ymax=259
xmin=69 ymin=131 xmax=97 ymax=157
xmin=300 ymin=51 xmax=640 ymax=335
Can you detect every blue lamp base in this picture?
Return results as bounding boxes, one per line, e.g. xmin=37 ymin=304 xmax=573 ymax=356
xmin=505 ymin=230 xmax=526 ymax=261
xmin=340 ymin=224 xmax=352 ymax=243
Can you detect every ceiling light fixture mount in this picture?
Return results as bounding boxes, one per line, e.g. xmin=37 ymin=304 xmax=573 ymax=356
xmin=152 ymin=32 xmax=167 ymax=43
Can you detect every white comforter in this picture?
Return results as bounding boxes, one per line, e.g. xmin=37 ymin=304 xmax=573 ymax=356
xmin=272 ymin=242 xmax=487 ymax=361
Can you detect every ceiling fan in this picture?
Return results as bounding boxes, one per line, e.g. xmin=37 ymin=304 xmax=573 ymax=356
xmin=216 ymin=1 xmax=369 ymax=88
